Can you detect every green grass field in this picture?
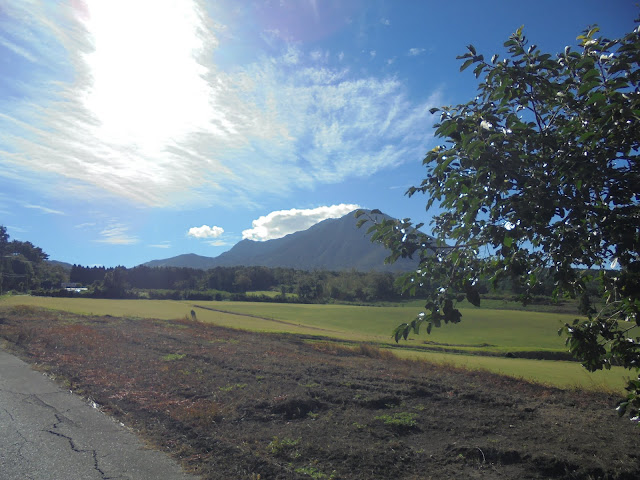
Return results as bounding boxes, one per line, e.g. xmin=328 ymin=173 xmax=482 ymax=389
xmin=0 ymin=294 xmax=629 ymax=392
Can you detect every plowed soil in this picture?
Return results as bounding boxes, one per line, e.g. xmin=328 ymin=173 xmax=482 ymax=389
xmin=1 ymin=305 xmax=638 ymax=479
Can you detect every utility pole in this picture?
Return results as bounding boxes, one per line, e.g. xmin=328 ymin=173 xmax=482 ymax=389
xmin=0 ymin=226 xmax=8 ymax=296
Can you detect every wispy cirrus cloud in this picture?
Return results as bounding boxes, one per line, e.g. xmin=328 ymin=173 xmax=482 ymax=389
xmin=95 ymin=224 xmax=139 ymax=245
xmin=148 ymin=242 xmax=171 ymax=249
xmin=0 ymin=36 xmax=37 ymax=63
xmin=207 ymin=240 xmax=229 ymax=247
xmin=408 ymin=47 xmax=426 ymax=56
xmin=75 ymin=222 xmax=97 ymax=229
xmin=7 ymin=225 xmax=27 ymax=233
xmin=0 ymin=1 xmax=438 ymax=209
xmin=242 ymin=204 xmax=360 ymax=241
xmin=24 ymin=204 xmax=65 ymax=215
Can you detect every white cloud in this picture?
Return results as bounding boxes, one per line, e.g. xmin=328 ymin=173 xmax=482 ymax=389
xmin=0 ymin=1 xmax=439 ymax=209
xmin=148 ymin=243 xmax=171 ymax=248
xmin=282 ymin=45 xmax=301 ymax=65
xmin=24 ymin=204 xmax=65 ymax=215
xmin=188 ymin=225 xmax=224 ymax=239
xmin=75 ymin=222 xmax=97 ymax=229
xmin=95 ymin=224 xmax=139 ymax=245
xmin=310 ymin=49 xmax=329 ymax=62
xmin=380 ymin=18 xmax=391 ymax=26
xmin=7 ymin=225 xmax=27 ymax=233
xmin=207 ymin=240 xmax=229 ymax=247
xmin=408 ymin=47 xmax=426 ymax=56
xmin=242 ymin=204 xmax=361 ymax=241
xmin=0 ymin=36 xmax=37 ymax=63
xmin=234 ymin=55 xmax=440 ymax=186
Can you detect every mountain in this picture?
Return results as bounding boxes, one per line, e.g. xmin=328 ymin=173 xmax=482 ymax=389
xmin=142 ymin=210 xmax=420 ymax=272
xmin=143 ymin=253 xmax=220 ymax=270
xmin=47 ymin=259 xmax=73 ymax=271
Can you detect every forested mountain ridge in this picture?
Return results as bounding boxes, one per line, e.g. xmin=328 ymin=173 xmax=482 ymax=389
xmin=144 ymin=210 xmax=420 ymax=272
xmin=143 ymin=253 xmax=219 ymax=270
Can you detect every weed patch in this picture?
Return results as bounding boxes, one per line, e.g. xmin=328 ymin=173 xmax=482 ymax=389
xmin=295 ymin=465 xmax=336 ymax=479
xmin=219 ymin=383 xmax=247 ymax=392
xmin=374 ymin=412 xmax=419 ymax=430
xmin=267 ymin=436 xmax=300 ymax=458
xmin=357 ymin=343 xmax=395 ymax=360
xmin=162 ymin=353 xmax=186 ymax=361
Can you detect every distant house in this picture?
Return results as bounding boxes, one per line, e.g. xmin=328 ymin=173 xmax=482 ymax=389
xmin=61 ymin=282 xmax=88 ymax=293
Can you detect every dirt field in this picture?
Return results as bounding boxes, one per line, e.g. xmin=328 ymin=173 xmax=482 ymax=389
xmin=1 ymin=305 xmax=638 ymax=479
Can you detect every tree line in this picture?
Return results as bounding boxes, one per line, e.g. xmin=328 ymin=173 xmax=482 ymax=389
xmin=68 ymin=264 xmax=405 ymax=303
xmin=67 ymin=261 xmax=582 ymax=303
xmin=0 ymin=226 xmax=69 ymax=294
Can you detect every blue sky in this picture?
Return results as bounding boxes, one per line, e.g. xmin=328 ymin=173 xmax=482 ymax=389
xmin=0 ymin=0 xmax=635 ymax=267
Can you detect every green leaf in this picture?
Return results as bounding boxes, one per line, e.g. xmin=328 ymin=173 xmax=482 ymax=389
xmin=503 ymin=236 xmax=514 ymax=247
xmin=579 ymin=132 xmax=596 ymax=143
xmin=393 ymin=324 xmax=409 ymax=343
xmin=460 ymin=58 xmax=474 ymax=72
xmin=582 ymin=69 xmax=600 ymax=81
xmin=587 ymin=92 xmax=606 ymax=105
xmin=578 ymin=81 xmax=600 ymax=96
xmin=465 ymin=284 xmax=481 ymax=307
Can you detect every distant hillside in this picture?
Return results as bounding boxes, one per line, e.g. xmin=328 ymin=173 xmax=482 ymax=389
xmin=142 ymin=210 xmax=420 ymax=272
xmin=143 ymin=253 xmax=219 ymax=270
xmin=48 ymin=259 xmax=73 ymax=271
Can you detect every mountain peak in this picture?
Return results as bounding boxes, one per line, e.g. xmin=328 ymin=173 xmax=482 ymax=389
xmin=142 ymin=210 xmax=417 ymax=272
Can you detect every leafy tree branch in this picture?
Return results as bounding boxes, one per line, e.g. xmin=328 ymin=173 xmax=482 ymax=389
xmin=359 ymin=20 xmax=640 ymax=419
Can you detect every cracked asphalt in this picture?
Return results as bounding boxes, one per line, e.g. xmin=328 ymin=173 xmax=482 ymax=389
xmin=0 ymin=348 xmax=199 ymax=480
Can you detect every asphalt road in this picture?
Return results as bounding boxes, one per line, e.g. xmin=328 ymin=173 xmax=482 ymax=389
xmin=0 ymin=348 xmax=199 ymax=480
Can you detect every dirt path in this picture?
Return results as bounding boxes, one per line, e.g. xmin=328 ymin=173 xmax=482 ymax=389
xmin=191 ymin=303 xmax=342 ymax=334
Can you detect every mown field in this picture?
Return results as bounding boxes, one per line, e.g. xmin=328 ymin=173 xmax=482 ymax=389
xmin=0 ymin=295 xmax=628 ymax=392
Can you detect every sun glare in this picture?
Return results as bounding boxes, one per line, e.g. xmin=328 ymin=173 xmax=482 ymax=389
xmin=81 ymin=0 xmax=214 ymax=152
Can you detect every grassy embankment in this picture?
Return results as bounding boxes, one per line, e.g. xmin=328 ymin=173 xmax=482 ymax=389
xmin=0 ymin=295 xmax=628 ymax=392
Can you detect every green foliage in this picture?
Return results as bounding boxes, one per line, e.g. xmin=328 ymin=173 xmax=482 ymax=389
xmin=374 ymin=411 xmax=418 ymax=429
xmin=266 ymin=436 xmax=300 ymax=457
xmin=0 ymin=225 xmax=68 ymax=294
xmin=162 ymin=353 xmax=186 ymax=361
xmin=294 ymin=466 xmax=336 ymax=479
xmin=69 ymin=262 xmax=406 ymax=303
xmin=360 ymin=22 xmax=640 ymax=418
xmin=218 ymin=383 xmax=247 ymax=392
